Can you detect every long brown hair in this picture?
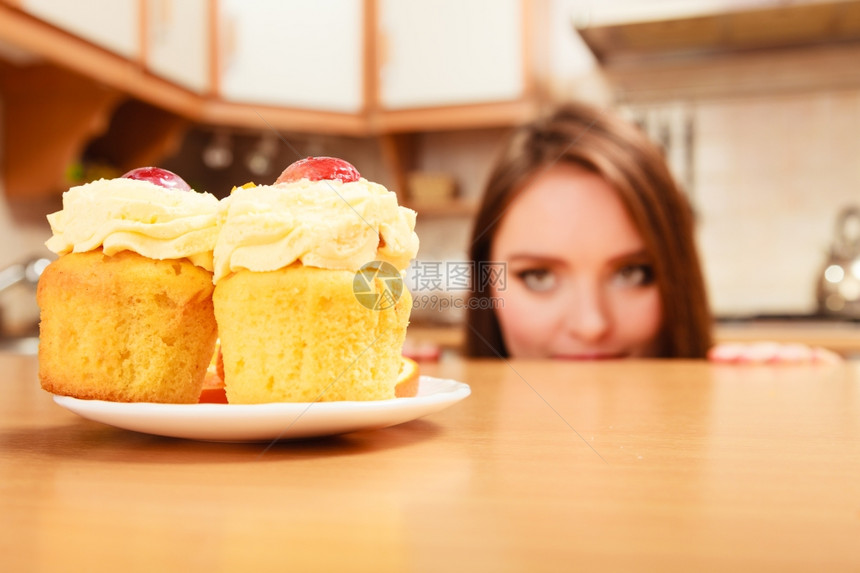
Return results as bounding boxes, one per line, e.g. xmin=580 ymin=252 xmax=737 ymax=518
xmin=466 ymin=102 xmax=713 ymax=358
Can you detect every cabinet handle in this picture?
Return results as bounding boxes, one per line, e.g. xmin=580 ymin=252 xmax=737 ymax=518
xmin=377 ymin=28 xmax=389 ymax=71
xmin=219 ymin=13 xmax=237 ymax=74
xmin=152 ymin=0 xmax=172 ymax=44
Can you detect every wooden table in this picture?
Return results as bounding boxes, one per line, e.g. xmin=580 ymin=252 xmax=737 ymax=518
xmin=2 ymin=353 xmax=859 ymax=572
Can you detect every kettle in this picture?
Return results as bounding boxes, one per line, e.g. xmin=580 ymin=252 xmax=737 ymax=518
xmin=0 ymin=256 xmax=51 ymax=338
xmin=816 ymin=205 xmax=860 ymax=319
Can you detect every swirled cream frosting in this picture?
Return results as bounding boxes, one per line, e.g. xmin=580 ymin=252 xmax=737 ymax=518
xmin=213 ymin=178 xmax=419 ymax=282
xmin=45 ymin=178 xmax=221 ymax=271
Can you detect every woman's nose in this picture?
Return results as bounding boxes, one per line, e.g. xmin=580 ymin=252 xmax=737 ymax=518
xmin=563 ymin=281 xmax=610 ymax=342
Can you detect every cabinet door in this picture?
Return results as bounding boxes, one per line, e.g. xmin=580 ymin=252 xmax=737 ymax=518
xmin=19 ymin=0 xmax=139 ymax=59
xmin=145 ymin=0 xmax=210 ymax=93
xmin=217 ymin=0 xmax=363 ymax=113
xmin=378 ymin=0 xmax=525 ymax=109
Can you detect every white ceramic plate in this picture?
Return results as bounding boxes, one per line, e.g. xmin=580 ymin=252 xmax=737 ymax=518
xmin=53 ymin=376 xmax=470 ymax=442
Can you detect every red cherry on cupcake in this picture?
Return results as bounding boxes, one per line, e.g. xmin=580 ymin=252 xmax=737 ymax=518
xmin=276 ymin=156 xmax=360 ymax=184
xmin=121 ymin=167 xmax=191 ymax=191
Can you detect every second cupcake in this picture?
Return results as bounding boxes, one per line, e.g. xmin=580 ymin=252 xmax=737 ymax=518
xmin=213 ymin=157 xmax=419 ymax=403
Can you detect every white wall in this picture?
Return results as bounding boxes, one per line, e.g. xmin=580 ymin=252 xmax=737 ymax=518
xmin=693 ymin=91 xmax=860 ymax=315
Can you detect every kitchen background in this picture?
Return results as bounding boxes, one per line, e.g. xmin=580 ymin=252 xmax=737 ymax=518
xmin=1 ymin=0 xmax=859 ymax=351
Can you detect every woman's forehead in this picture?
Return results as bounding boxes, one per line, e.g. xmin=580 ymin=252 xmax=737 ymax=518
xmin=491 ymin=164 xmax=646 ymax=262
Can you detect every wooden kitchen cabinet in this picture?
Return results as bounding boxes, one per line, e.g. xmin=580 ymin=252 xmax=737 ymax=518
xmin=2 ymin=0 xmax=541 ymax=133
xmin=216 ymin=0 xmax=364 ymax=113
xmin=374 ymin=0 xmax=537 ymax=133
xmin=17 ymin=0 xmax=140 ymax=59
xmin=210 ymin=0 xmax=538 ymax=132
xmin=145 ymin=0 xmax=211 ymax=94
xmin=377 ymin=0 xmax=525 ymax=110
xmin=0 ymin=0 xmax=544 ymax=198
xmin=0 ymin=0 xmax=193 ymax=199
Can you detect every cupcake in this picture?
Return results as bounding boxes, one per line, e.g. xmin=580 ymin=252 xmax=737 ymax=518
xmin=37 ymin=168 xmax=220 ymax=403
xmin=213 ymin=157 xmax=419 ymax=403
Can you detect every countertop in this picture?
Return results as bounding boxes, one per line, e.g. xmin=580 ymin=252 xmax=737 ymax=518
xmin=406 ymin=320 xmax=860 ymax=358
xmin=2 ymin=353 xmax=860 ymax=571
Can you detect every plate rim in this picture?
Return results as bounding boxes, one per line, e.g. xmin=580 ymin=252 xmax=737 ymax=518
xmin=52 ymin=376 xmax=470 ymax=411
xmin=50 ymin=375 xmax=471 ymax=442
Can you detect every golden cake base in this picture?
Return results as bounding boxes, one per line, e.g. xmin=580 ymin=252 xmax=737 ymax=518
xmin=214 ymin=264 xmax=411 ymax=403
xmin=37 ymin=250 xmax=218 ymax=403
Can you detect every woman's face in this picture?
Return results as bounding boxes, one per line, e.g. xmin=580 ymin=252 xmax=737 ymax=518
xmin=489 ymin=164 xmax=663 ymax=359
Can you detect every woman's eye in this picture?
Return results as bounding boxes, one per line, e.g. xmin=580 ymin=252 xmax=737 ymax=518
xmin=517 ymin=269 xmax=557 ymax=292
xmin=612 ymin=264 xmax=655 ymax=288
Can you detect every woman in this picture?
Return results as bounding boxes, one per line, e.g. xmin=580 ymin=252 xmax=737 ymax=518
xmin=465 ymin=102 xmax=838 ymax=363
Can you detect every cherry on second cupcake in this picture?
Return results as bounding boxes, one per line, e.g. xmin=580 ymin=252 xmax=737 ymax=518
xmin=276 ymin=157 xmax=360 ymax=184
